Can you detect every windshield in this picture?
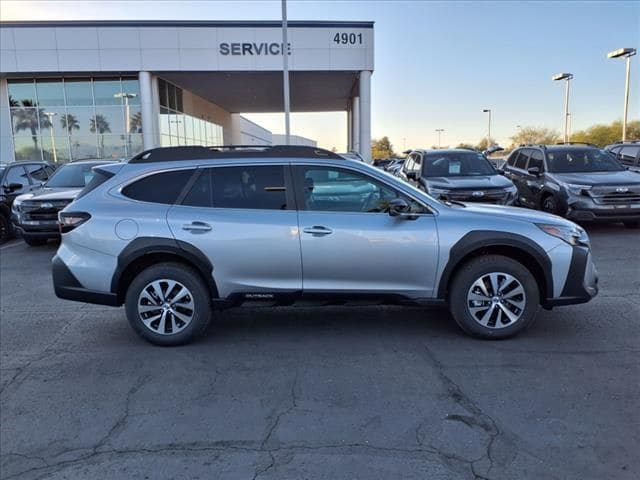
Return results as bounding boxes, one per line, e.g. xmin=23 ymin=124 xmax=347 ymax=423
xmin=45 ymin=163 xmax=104 ymax=188
xmin=547 ymin=149 xmax=625 ymax=173
xmin=423 ymin=151 xmax=496 ymax=177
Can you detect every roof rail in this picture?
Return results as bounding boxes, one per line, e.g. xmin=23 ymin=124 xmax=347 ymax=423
xmin=554 ymin=142 xmax=598 ymax=147
xmin=128 ymin=145 xmax=344 ymax=164
xmin=518 ymin=144 xmax=547 ymax=149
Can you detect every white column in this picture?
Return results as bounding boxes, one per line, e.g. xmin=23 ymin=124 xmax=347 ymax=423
xmin=352 ymin=96 xmax=360 ymax=153
xmin=139 ymin=71 xmax=158 ymax=150
xmin=346 ymin=107 xmax=352 ymax=151
xmin=0 ymin=78 xmax=15 ymax=162
xmin=358 ymin=71 xmax=372 ymax=163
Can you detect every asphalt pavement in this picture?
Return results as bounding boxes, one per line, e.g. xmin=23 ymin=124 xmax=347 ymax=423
xmin=1 ymin=223 xmax=638 ymax=480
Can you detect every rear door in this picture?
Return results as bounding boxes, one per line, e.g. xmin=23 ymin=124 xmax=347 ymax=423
xmin=166 ymin=164 xmax=302 ymax=297
xmin=520 ymin=149 xmax=545 ymax=206
xmin=506 ymin=149 xmax=532 ymax=206
xmin=293 ymin=164 xmax=439 ymax=298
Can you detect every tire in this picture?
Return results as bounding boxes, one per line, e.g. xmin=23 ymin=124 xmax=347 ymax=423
xmin=0 ymin=214 xmax=10 ymax=245
xmin=623 ymin=221 xmax=640 ymax=229
xmin=541 ymin=194 xmax=559 ymax=215
xmin=23 ymin=237 xmax=48 ymax=247
xmin=449 ymin=255 xmax=540 ymax=339
xmin=125 ymin=262 xmax=212 ymax=346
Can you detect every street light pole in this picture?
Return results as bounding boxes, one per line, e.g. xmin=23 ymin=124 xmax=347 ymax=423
xmin=44 ymin=111 xmax=58 ymax=163
xmin=281 ymin=0 xmax=291 ymax=145
xmin=608 ymin=48 xmax=637 ymax=141
xmin=482 ymin=109 xmax=491 ymax=148
xmin=552 ymin=73 xmax=573 ymax=143
xmin=435 ymin=129 xmax=444 ymax=148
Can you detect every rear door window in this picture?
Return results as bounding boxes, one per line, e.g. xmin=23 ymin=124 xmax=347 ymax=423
xmin=24 ymin=163 xmax=52 ymax=183
xmin=619 ymin=146 xmax=640 ymax=166
xmin=122 ymin=169 xmax=195 ymax=204
xmin=182 ymin=166 xmax=288 ymax=210
xmin=528 ymin=150 xmax=544 ymax=171
xmin=514 ymin=150 xmax=530 ymax=169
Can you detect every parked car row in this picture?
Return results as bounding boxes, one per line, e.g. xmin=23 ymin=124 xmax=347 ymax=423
xmin=385 ymin=143 xmax=640 ymax=228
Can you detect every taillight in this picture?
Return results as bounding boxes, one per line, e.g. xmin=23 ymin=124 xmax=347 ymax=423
xmin=58 ymin=212 xmax=91 ymax=233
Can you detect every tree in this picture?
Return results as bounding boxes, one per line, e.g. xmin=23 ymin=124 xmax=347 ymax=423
xmin=12 ymin=100 xmax=52 ymax=152
xmin=571 ymin=120 xmax=640 ymax=147
xmin=60 ymin=114 xmax=80 ymax=134
xmin=509 ymin=127 xmax=560 ymax=148
xmin=128 ymin=112 xmax=143 ymax=134
xmin=371 ymin=136 xmax=395 ymax=159
xmin=476 ymin=137 xmax=497 ymax=151
xmin=90 ymin=115 xmax=111 ymax=157
xmin=456 ymin=143 xmax=476 ymax=150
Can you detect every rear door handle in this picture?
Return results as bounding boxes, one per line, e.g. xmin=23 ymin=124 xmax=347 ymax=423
xmin=182 ymin=221 xmax=212 ymax=232
xmin=303 ymin=226 xmax=333 ymax=236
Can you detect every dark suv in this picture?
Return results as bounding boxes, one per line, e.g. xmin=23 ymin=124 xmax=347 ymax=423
xmin=399 ymin=149 xmax=517 ymax=204
xmin=0 ymin=161 xmax=56 ymax=243
xmin=503 ymin=144 xmax=640 ymax=227
xmin=605 ymin=141 xmax=640 ymax=172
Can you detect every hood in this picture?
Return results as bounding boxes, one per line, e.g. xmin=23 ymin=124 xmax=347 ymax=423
xmin=460 ymin=203 xmax=577 ymax=228
xmin=16 ymin=187 xmax=83 ymax=202
xmin=551 ymin=170 xmax=640 ymax=186
xmin=425 ymin=174 xmax=513 ymax=190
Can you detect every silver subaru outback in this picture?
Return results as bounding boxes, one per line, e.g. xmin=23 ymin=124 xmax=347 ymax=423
xmin=52 ymin=145 xmax=598 ymax=346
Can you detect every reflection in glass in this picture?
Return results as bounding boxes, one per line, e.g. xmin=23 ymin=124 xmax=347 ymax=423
xmin=93 ymin=79 xmax=122 ymax=105
xmin=100 ymin=135 xmax=127 ymax=160
xmin=127 ymin=106 xmax=142 ymax=134
xmin=14 ymin=136 xmax=42 ymax=161
xmin=159 ymin=112 xmax=170 ymax=137
xmin=39 ymin=108 xmax=67 ymax=133
xmin=161 ymin=134 xmax=171 ymax=147
xmin=95 ymin=106 xmax=124 ymax=134
xmin=36 ymin=80 xmax=65 ymax=106
xmin=64 ymin=79 xmax=93 ymax=106
xmin=42 ymin=135 xmax=71 ymax=164
xmin=69 ymin=136 xmax=98 ymax=161
xmin=65 ymin=107 xmax=95 ymax=135
xmin=184 ymin=115 xmax=194 ymax=140
xmin=128 ymin=134 xmax=144 ymax=156
xmin=121 ymin=80 xmax=141 ymax=105
xmin=8 ymin=80 xmax=36 ymax=106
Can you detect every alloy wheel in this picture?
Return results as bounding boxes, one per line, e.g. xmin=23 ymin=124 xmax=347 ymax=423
xmin=137 ymin=279 xmax=195 ymax=335
xmin=466 ymin=272 xmax=526 ymax=329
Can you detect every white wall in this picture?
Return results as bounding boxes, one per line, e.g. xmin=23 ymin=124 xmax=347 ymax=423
xmin=231 ymin=114 xmax=272 ymax=145
xmin=272 ymin=134 xmax=317 ymax=147
xmin=180 ymin=86 xmax=233 ymax=144
xmin=0 ymin=78 xmax=14 ymax=162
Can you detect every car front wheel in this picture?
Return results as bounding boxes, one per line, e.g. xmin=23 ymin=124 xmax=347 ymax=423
xmin=125 ymin=262 xmax=212 ymax=346
xmin=449 ymin=255 xmax=540 ymax=339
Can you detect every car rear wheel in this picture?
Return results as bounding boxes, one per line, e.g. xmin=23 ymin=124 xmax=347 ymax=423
xmin=541 ymin=195 xmax=558 ymax=215
xmin=125 ymin=262 xmax=212 ymax=346
xmin=449 ymin=255 xmax=540 ymax=339
xmin=0 ymin=214 xmax=9 ymax=244
xmin=623 ymin=221 xmax=639 ymax=229
xmin=23 ymin=237 xmax=48 ymax=247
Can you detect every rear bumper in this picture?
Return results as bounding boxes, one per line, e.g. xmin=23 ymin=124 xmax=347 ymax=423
xmin=543 ymin=246 xmax=598 ymax=308
xmin=52 ymin=255 xmax=119 ymax=306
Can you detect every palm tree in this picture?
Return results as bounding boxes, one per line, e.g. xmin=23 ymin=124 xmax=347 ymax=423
xmin=12 ymin=100 xmax=52 ymax=152
xmin=60 ymin=114 xmax=80 ymax=134
xmin=90 ymin=114 xmax=111 ymax=157
xmin=129 ymin=112 xmax=142 ymax=133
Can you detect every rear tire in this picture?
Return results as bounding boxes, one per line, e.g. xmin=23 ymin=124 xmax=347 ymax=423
xmin=0 ymin=214 xmax=9 ymax=245
xmin=449 ymin=255 xmax=539 ymax=339
xmin=23 ymin=237 xmax=47 ymax=247
xmin=541 ymin=194 xmax=559 ymax=215
xmin=125 ymin=262 xmax=212 ymax=346
xmin=623 ymin=221 xmax=640 ymax=229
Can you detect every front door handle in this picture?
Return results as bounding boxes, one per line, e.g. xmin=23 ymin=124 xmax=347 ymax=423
xmin=303 ymin=226 xmax=333 ymax=236
xmin=182 ymin=221 xmax=212 ymax=232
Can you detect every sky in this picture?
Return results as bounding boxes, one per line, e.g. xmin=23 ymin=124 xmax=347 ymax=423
xmin=2 ymin=0 xmax=639 ymax=151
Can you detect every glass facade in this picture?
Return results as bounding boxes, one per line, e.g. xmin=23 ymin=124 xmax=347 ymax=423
xmin=8 ymin=77 xmax=143 ymax=163
xmin=158 ymin=78 xmax=223 ymax=148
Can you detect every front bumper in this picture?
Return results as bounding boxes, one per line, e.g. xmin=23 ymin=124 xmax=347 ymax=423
xmin=52 ymin=255 xmax=119 ymax=306
xmin=565 ymin=196 xmax=640 ymax=222
xmin=543 ymin=246 xmax=598 ymax=308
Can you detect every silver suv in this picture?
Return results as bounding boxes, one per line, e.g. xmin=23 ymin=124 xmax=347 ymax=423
xmin=52 ymin=146 xmax=598 ymax=345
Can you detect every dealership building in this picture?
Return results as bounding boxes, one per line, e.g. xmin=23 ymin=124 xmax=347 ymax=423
xmin=0 ymin=20 xmax=374 ymax=163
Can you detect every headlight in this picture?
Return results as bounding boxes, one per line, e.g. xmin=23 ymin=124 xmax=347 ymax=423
xmin=11 ymin=198 xmax=23 ymax=213
xmin=427 ymin=187 xmax=450 ymax=197
xmin=565 ymin=183 xmax=592 ymax=196
xmin=536 ymin=223 xmax=589 ymax=247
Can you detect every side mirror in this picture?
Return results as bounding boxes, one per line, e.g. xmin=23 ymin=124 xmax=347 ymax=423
xmin=388 ymin=198 xmax=411 ymax=217
xmin=4 ymin=182 xmax=23 ymax=192
xmin=406 ymin=171 xmax=417 ymax=180
xmin=527 ymin=167 xmax=540 ymax=176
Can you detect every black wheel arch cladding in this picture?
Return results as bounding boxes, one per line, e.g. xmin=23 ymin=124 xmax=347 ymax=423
xmin=437 ymin=230 xmax=554 ymax=300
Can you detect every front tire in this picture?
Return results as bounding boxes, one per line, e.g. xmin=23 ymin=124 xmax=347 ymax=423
xmin=449 ymin=255 xmax=540 ymax=339
xmin=125 ymin=262 xmax=212 ymax=346
xmin=541 ymin=195 xmax=559 ymax=215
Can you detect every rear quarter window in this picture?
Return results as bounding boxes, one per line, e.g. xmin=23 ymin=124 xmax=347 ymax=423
xmin=122 ymin=169 xmax=195 ymax=204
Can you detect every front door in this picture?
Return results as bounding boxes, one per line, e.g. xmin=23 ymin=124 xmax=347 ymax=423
xmin=293 ymin=165 xmax=439 ymax=298
xmin=166 ymin=164 xmax=302 ymax=298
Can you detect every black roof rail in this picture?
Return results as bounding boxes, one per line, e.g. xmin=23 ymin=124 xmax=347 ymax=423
xmin=554 ymin=142 xmax=598 ymax=147
xmin=128 ymin=145 xmax=344 ymax=164
xmin=518 ymin=143 xmax=547 ymax=149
